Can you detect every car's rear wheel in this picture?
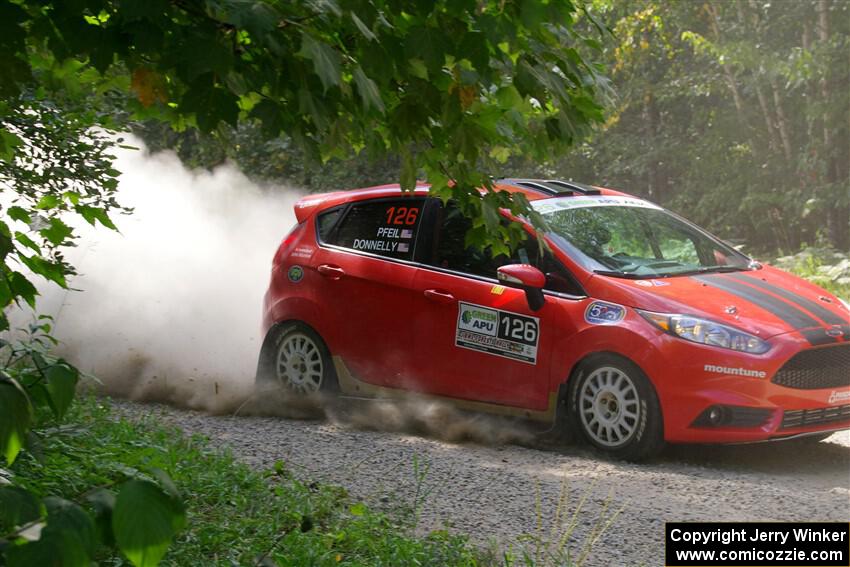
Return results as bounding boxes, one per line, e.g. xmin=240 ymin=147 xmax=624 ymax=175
xmin=569 ymin=354 xmax=664 ymax=461
xmin=256 ymin=322 xmax=337 ymax=395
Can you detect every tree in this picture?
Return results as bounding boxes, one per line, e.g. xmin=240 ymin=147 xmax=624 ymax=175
xmin=535 ymin=0 xmax=849 ymax=254
xmin=2 ymin=0 xmax=608 ymax=255
xmin=0 ymin=2 xmax=608 ymax=563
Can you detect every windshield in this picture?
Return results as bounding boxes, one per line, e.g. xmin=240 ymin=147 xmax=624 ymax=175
xmin=532 ymin=196 xmax=751 ymax=278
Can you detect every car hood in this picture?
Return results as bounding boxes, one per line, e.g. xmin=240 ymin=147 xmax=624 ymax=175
xmin=590 ymin=266 xmax=850 ymax=343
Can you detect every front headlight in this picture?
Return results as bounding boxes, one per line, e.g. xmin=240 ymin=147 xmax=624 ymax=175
xmin=637 ymin=310 xmax=771 ymax=354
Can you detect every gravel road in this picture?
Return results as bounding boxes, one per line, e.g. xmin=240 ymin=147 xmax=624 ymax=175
xmin=115 ymin=399 xmax=850 ymax=567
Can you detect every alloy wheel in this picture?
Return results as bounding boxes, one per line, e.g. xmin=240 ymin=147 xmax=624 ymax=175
xmin=578 ymin=366 xmax=641 ymax=447
xmin=275 ymin=332 xmax=324 ymax=394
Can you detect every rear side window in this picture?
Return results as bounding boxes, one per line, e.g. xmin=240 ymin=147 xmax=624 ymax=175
xmin=323 ymin=199 xmax=424 ymax=261
xmin=317 ymin=207 xmax=344 ymax=241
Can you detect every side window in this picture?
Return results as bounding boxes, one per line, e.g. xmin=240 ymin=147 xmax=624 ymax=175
xmin=428 ymin=202 xmax=583 ymax=295
xmin=515 ymin=236 xmax=584 ymax=296
xmin=324 ymin=199 xmax=423 ymax=261
xmin=317 ymin=207 xmax=344 ymax=241
xmin=431 ymin=204 xmax=498 ymax=277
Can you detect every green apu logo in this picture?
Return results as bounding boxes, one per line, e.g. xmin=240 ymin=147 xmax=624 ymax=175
xmin=288 ymin=265 xmax=304 ymax=283
xmin=462 ymin=311 xmax=473 ymax=324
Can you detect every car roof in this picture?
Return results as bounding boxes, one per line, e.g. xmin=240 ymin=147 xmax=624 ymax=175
xmin=293 ymin=179 xmax=631 ymax=223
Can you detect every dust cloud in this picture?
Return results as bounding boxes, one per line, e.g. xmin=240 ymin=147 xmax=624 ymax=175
xmin=30 ymin=137 xmax=302 ymax=413
xmin=20 ymin=136 xmax=538 ymax=446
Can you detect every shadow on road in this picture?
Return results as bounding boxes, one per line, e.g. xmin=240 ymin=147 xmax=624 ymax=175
xmin=657 ymin=435 xmax=849 ymax=479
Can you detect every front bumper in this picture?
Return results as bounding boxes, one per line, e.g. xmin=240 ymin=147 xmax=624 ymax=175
xmin=647 ymin=334 xmax=850 ymax=444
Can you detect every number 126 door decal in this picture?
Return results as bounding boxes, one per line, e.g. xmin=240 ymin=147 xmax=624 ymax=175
xmin=456 ymin=302 xmax=540 ymax=364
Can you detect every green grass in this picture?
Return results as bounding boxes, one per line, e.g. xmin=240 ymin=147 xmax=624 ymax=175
xmin=7 ymin=397 xmax=484 ymax=566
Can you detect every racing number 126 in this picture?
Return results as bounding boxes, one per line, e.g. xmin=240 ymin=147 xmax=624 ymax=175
xmin=385 ymin=206 xmax=419 ymax=226
xmin=499 ymin=315 xmax=538 ymax=344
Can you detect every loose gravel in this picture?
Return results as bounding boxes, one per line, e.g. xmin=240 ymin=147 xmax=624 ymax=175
xmin=114 ymin=399 xmax=850 ymax=567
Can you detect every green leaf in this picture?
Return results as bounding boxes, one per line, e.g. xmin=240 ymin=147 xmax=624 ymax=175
xmin=5 ymin=531 xmax=60 ymax=567
xmin=408 ymin=58 xmax=429 ymax=80
xmin=14 ymin=231 xmax=39 ymax=253
xmin=113 ymin=479 xmax=185 ymax=567
xmin=0 ymin=222 xmax=13 ymax=259
xmin=45 ymin=363 xmax=79 ymax=420
xmin=0 ymin=128 xmax=22 ymax=162
xmin=298 ymin=33 xmax=341 ymax=91
xmin=350 ymin=12 xmax=376 ymax=41
xmin=352 ymin=67 xmax=385 ymax=113
xmin=85 ymin=488 xmax=116 ymax=547
xmin=8 ymin=271 xmax=38 ymax=308
xmin=8 ymin=497 xmax=96 ymax=567
xmin=181 ymin=78 xmax=240 ymax=133
xmin=17 ymin=255 xmax=67 ymax=287
xmin=0 ymin=378 xmax=32 ymax=465
xmin=400 ymin=151 xmax=417 ymax=191
xmin=7 ymin=206 xmax=30 ymax=223
xmin=0 ymin=486 xmax=41 ymax=529
xmin=44 ymin=496 xmax=96 ymax=557
xmin=35 ymin=195 xmax=60 ymax=210
xmin=349 ymin=502 xmax=366 ymax=516
xmin=40 ymin=218 xmax=74 ymax=246
xmin=74 ymin=205 xmax=118 ymax=230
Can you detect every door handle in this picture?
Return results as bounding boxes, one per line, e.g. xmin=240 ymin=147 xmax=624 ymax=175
xmin=423 ymin=289 xmax=455 ymax=304
xmin=317 ymin=264 xmax=345 ymax=279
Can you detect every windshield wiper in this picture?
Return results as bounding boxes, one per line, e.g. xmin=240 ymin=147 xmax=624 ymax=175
xmin=675 ymin=265 xmax=750 ymax=276
xmin=592 ymin=270 xmax=645 ymax=279
xmin=594 ymin=264 xmax=751 ymax=279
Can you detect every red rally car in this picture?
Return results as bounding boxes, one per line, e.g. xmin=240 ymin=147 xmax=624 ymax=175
xmin=256 ymin=179 xmax=850 ymax=460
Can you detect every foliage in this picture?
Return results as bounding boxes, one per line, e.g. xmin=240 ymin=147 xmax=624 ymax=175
xmin=525 ymin=0 xmax=849 ymax=254
xmin=1 ymin=0 xmax=608 ymax=256
xmin=6 ymin=398 xmax=489 ymax=566
xmin=0 ymin=4 xmax=608 ymax=564
xmin=508 ymin=477 xmax=621 ymax=567
xmin=133 ymin=119 xmax=403 ymax=192
xmin=0 ymin=98 xmax=128 ymax=331
xmin=0 ymin=327 xmax=185 ymax=566
xmin=771 ymin=248 xmax=850 ymax=299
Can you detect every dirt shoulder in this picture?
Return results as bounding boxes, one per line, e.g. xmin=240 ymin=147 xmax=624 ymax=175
xmin=114 ymin=400 xmax=850 ymax=567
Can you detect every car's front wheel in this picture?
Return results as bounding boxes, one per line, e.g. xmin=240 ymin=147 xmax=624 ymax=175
xmin=256 ymin=322 xmax=337 ymax=395
xmin=569 ymin=354 xmax=664 ymax=461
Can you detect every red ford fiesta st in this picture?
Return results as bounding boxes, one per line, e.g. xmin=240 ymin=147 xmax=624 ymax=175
xmin=256 ymin=179 xmax=850 ymax=460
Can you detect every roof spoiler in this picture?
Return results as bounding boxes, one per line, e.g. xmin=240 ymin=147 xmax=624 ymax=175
xmin=497 ymin=178 xmax=602 ymax=196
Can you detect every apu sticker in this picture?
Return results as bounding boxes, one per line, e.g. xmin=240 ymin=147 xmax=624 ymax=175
xmin=287 ymin=265 xmax=304 ymax=283
xmin=456 ymin=302 xmax=539 ymax=364
xmin=584 ymin=301 xmax=626 ymax=325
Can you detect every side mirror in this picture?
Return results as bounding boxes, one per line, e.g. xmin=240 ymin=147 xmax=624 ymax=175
xmin=497 ymin=264 xmax=546 ymax=311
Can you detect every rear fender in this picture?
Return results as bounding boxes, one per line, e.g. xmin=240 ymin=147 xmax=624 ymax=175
xmin=263 ymin=296 xmax=336 ymax=352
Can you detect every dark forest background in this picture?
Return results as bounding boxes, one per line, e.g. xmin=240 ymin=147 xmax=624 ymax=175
xmin=137 ymin=0 xmax=849 ymax=257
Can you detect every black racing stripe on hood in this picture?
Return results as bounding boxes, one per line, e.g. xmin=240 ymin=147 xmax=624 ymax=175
xmin=692 ymin=275 xmax=821 ymax=331
xmin=801 ymin=329 xmax=840 ymax=346
xmin=726 ymin=273 xmax=849 ymax=327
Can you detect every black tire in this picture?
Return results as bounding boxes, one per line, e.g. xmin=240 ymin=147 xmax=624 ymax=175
xmin=568 ymin=354 xmax=665 ymax=461
xmin=255 ymin=322 xmax=338 ymax=395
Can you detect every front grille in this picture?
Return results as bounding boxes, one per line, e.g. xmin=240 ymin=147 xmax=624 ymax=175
xmin=772 ymin=343 xmax=850 ymax=390
xmin=780 ymin=404 xmax=850 ymax=430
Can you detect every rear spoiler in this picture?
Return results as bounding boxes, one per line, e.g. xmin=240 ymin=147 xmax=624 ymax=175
xmin=293 ymin=194 xmax=335 ymax=223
